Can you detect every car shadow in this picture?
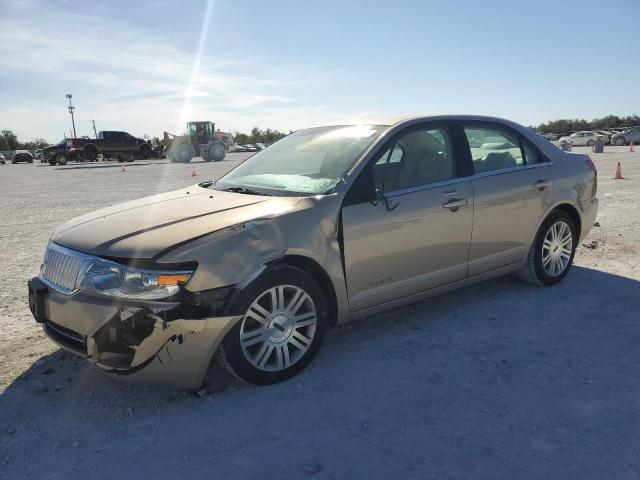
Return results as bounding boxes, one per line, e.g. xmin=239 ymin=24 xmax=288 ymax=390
xmin=2 ymin=265 xmax=640 ymax=477
xmin=53 ymin=162 xmax=165 ymax=170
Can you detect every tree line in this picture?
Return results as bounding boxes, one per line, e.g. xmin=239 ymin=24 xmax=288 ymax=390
xmin=533 ymin=115 xmax=640 ymax=134
xmin=232 ymin=127 xmax=289 ymax=146
xmin=0 ymin=130 xmax=49 ymax=151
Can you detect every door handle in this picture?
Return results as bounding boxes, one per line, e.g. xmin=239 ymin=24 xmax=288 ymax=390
xmin=533 ymin=179 xmax=550 ymax=190
xmin=443 ymin=198 xmax=468 ymax=211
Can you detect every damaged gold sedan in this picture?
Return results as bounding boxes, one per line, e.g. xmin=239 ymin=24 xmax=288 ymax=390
xmin=28 ymin=116 xmax=598 ymax=388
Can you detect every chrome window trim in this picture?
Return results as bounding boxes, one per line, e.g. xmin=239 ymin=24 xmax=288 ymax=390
xmin=384 ymin=177 xmax=470 ymax=198
xmin=382 ymin=161 xmax=552 ymax=198
xmin=471 ymin=160 xmax=552 ymax=180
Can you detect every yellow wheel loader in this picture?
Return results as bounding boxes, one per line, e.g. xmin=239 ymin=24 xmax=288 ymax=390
xmin=163 ymin=121 xmax=229 ymax=163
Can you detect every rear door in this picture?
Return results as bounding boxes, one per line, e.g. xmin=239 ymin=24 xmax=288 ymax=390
xmin=462 ymin=123 xmax=552 ymax=276
xmin=101 ymin=132 xmax=115 ymax=153
xmin=341 ymin=123 xmax=474 ymax=311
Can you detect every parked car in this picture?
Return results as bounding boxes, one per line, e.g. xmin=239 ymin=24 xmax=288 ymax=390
xmin=34 ymin=149 xmax=45 ymax=162
xmin=0 ymin=153 xmax=5 ymax=164
xmin=538 ymin=132 xmax=557 ymax=141
xmin=594 ymin=131 xmax=614 ymax=145
xmin=610 ymin=126 xmax=640 ymax=146
xmin=29 ymin=115 xmax=598 ymax=388
xmin=12 ymin=150 xmax=33 ymax=163
xmin=42 ymin=131 xmax=152 ymax=165
xmin=243 ymin=144 xmax=259 ymax=152
xmin=558 ymin=131 xmax=597 ymax=147
xmin=255 ymin=143 xmax=266 ymax=150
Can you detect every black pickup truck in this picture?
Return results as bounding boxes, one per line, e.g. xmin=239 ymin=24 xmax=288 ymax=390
xmin=43 ymin=131 xmax=153 ymax=165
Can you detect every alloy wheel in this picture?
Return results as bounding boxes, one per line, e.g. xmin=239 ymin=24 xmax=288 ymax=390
xmin=240 ymin=285 xmax=317 ymax=372
xmin=542 ymin=221 xmax=573 ymax=277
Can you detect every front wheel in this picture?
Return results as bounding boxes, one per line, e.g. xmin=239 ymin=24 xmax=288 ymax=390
xmin=587 ymin=140 xmax=594 ymax=147
xmin=169 ymin=144 xmax=194 ymax=163
xmin=55 ymin=153 xmax=68 ymax=165
xmin=518 ymin=210 xmax=577 ymax=286
xmin=138 ymin=144 xmax=151 ymax=159
xmin=615 ymin=137 xmax=626 ymax=146
xmin=83 ymin=145 xmax=98 ymax=161
xmin=216 ymin=265 xmax=328 ymax=385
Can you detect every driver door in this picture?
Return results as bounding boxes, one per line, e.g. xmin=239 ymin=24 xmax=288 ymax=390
xmin=341 ymin=124 xmax=473 ymax=311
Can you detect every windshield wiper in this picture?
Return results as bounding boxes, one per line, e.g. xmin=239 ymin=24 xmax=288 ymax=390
xmin=221 ymin=187 xmax=270 ymax=196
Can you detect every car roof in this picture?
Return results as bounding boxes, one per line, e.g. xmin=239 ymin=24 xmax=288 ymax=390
xmin=318 ymin=114 xmax=537 ymax=129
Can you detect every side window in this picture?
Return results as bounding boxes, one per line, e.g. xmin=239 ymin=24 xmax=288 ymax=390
xmin=373 ymin=127 xmax=455 ymax=194
xmin=375 ymin=144 xmax=404 ymax=164
xmin=464 ymin=126 xmax=524 ymax=174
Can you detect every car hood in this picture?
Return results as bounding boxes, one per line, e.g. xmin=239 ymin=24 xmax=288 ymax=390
xmin=52 ymin=183 xmax=301 ymax=259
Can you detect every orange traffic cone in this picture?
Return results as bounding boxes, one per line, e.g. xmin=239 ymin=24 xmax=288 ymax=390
xmin=613 ymin=162 xmax=624 ymax=179
xmin=191 ymin=167 xmax=197 ymax=177
xmin=121 ymin=163 xmax=125 ymax=172
xmin=630 ymin=142 xmax=635 ymax=153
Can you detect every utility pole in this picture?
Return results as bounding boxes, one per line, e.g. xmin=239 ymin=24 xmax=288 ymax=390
xmin=92 ymin=120 xmax=97 ymax=139
xmin=66 ymin=94 xmax=77 ymax=138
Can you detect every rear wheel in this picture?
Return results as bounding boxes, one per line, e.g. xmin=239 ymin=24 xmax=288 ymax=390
xmin=518 ymin=210 xmax=577 ymax=286
xmin=587 ymin=140 xmax=594 ymax=147
xmin=216 ymin=265 xmax=328 ymax=385
xmin=48 ymin=157 xmax=57 ymax=166
xmin=206 ymin=142 xmax=226 ymax=162
xmin=615 ymin=137 xmax=626 ymax=146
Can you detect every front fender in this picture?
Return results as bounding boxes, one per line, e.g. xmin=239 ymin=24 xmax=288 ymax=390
xmin=156 ymin=195 xmax=350 ymax=322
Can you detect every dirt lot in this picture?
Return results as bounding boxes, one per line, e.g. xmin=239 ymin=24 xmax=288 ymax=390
xmin=1 ymin=147 xmax=639 ymax=479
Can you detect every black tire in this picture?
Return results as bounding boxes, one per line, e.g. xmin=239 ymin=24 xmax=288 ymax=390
xmin=169 ymin=144 xmax=194 ymax=163
xmin=518 ymin=210 xmax=577 ymax=286
xmin=216 ymin=264 xmax=329 ymax=385
xmin=55 ymin=153 xmax=68 ymax=165
xmin=138 ymin=144 xmax=151 ymax=160
xmin=48 ymin=158 xmax=57 ymax=166
xmin=206 ymin=142 xmax=226 ymax=162
xmin=587 ymin=140 xmax=594 ymax=147
xmin=615 ymin=137 xmax=626 ymax=146
xmin=84 ymin=145 xmax=98 ymax=161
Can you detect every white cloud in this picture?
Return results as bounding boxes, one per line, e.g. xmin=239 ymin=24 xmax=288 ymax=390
xmin=0 ymin=0 xmax=356 ymax=141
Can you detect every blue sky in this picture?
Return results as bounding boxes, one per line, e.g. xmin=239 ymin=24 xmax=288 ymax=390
xmin=1 ymin=0 xmax=638 ymax=142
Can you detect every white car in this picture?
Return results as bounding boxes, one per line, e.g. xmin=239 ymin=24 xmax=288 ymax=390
xmin=0 ymin=153 xmax=5 ymax=164
xmin=558 ymin=131 xmax=597 ymax=147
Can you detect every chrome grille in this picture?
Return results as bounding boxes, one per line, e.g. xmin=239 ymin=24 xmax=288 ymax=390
xmin=40 ymin=243 xmax=86 ymax=293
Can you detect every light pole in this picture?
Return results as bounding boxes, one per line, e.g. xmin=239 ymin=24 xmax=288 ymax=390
xmin=92 ymin=120 xmax=97 ymax=139
xmin=66 ymin=94 xmax=77 ymax=138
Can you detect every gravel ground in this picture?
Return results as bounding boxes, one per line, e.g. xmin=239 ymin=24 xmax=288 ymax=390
xmin=0 ymin=147 xmax=639 ymax=479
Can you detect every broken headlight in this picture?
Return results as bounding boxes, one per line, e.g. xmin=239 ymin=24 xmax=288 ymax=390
xmin=78 ymin=257 xmax=192 ymax=300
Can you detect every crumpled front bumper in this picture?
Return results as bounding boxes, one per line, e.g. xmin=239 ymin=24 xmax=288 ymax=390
xmin=28 ymin=277 xmax=240 ymax=389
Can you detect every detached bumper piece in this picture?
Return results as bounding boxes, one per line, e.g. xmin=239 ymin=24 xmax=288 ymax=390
xmin=29 ymin=278 xmax=241 ymax=388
